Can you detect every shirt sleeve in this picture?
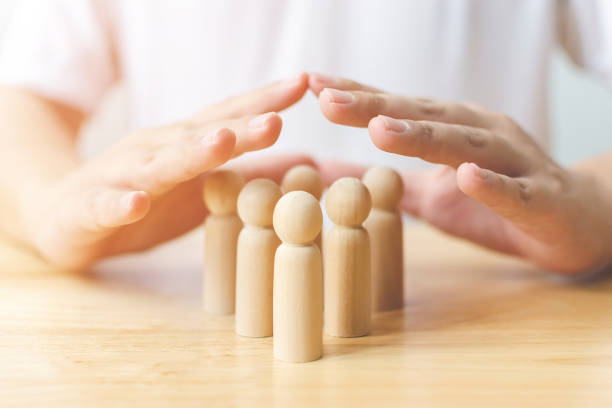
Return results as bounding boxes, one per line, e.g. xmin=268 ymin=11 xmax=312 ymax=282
xmin=0 ymin=0 xmax=117 ymax=114
xmin=558 ymin=0 xmax=612 ymax=87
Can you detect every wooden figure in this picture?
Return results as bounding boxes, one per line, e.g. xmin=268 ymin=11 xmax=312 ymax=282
xmin=281 ymin=165 xmax=324 ymax=249
xmin=235 ymin=178 xmax=282 ymax=337
xmin=324 ymin=177 xmax=372 ymax=337
xmin=202 ymin=170 xmax=244 ymax=315
xmin=273 ymin=191 xmax=323 ymax=362
xmin=363 ymin=166 xmax=405 ymax=312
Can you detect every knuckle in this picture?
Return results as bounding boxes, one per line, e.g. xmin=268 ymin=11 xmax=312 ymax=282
xmin=516 ymin=180 xmax=532 ymax=204
xmin=372 ymin=92 xmax=386 ymax=111
xmin=414 ymin=122 xmax=440 ymax=161
xmin=137 ymin=149 xmax=156 ymax=167
xmin=416 ymin=98 xmax=446 ymax=118
xmin=463 ymin=127 xmax=487 ymax=148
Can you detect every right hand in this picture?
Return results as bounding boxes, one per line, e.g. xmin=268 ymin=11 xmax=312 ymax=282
xmin=22 ymin=74 xmax=312 ymax=270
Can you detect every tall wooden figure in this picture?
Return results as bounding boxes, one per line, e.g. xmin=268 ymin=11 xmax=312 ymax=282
xmin=273 ymin=191 xmax=323 ymax=362
xmin=281 ymin=165 xmax=324 ymax=249
xmin=235 ymin=179 xmax=282 ymax=337
xmin=324 ymin=177 xmax=372 ymax=337
xmin=202 ymin=170 xmax=244 ymax=315
xmin=363 ymin=167 xmax=405 ymax=311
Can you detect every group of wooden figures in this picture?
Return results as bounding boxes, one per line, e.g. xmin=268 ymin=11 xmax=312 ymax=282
xmin=202 ymin=165 xmax=404 ymax=363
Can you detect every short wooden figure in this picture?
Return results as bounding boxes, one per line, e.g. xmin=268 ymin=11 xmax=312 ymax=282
xmin=273 ymin=191 xmax=323 ymax=362
xmin=363 ymin=166 xmax=405 ymax=311
xmin=281 ymin=165 xmax=324 ymax=249
xmin=324 ymin=177 xmax=372 ymax=337
xmin=202 ymin=170 xmax=244 ymax=315
xmin=235 ymin=178 xmax=282 ymax=337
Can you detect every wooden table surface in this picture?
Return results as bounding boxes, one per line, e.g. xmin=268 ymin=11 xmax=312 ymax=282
xmin=1 ymin=224 xmax=612 ymax=407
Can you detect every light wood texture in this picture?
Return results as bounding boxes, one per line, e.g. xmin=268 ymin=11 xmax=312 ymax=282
xmin=324 ymin=178 xmax=372 ymax=337
xmin=235 ymin=179 xmax=282 ymax=337
xmin=281 ymin=164 xmax=324 ymax=250
xmin=274 ymin=244 xmax=323 ymax=363
xmin=202 ymin=170 xmax=244 ymax=315
xmin=363 ymin=166 xmax=404 ymax=311
xmin=2 ymin=224 xmax=612 ymax=406
xmin=203 ymin=215 xmax=242 ymax=314
xmin=272 ymin=191 xmax=323 ymax=362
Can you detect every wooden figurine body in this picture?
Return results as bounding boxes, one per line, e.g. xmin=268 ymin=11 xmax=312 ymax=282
xmin=273 ymin=191 xmax=323 ymax=362
xmin=235 ymin=179 xmax=282 ymax=337
xmin=202 ymin=170 xmax=244 ymax=315
xmin=281 ymin=165 xmax=324 ymax=250
xmin=363 ymin=166 xmax=405 ymax=311
xmin=324 ymin=177 xmax=372 ymax=337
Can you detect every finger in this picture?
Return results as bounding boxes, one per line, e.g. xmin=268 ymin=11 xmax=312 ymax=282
xmin=228 ymin=112 xmax=283 ymax=157
xmin=197 ymin=72 xmax=309 ymax=121
xmin=51 ymin=187 xmax=150 ymax=248
xmin=456 ymin=162 xmax=540 ymax=223
xmin=319 ymin=88 xmax=494 ymax=128
xmin=112 ymin=111 xmax=282 ymax=196
xmin=308 ymin=72 xmax=381 ymax=96
xmin=368 ymin=115 xmax=527 ymax=176
xmin=317 ymin=159 xmax=367 ymax=186
xmin=227 ymin=153 xmax=316 ymax=184
xmin=399 ymin=166 xmax=523 ymax=256
xmin=78 ymin=189 xmax=151 ymax=232
xmin=120 ymin=127 xmax=237 ymax=195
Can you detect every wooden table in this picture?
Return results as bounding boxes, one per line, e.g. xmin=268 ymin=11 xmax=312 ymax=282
xmin=1 ymin=224 xmax=612 ymax=407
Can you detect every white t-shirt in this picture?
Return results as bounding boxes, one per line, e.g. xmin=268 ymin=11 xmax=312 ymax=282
xmin=1 ymin=0 xmax=612 ymax=169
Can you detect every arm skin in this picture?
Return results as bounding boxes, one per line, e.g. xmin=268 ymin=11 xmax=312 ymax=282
xmin=0 ymin=73 xmax=314 ymax=270
xmin=309 ymin=73 xmax=612 ymax=275
xmin=0 ymin=87 xmax=83 ymax=243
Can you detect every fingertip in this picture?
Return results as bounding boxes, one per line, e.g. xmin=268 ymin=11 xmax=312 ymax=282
xmin=120 ymin=190 xmax=150 ymax=224
xmin=318 ymin=88 xmax=347 ymax=124
xmin=456 ymin=162 xmax=487 ymax=196
xmin=247 ymin=112 xmax=283 ymax=149
xmin=309 ymin=72 xmax=335 ymax=95
xmin=283 ymin=72 xmax=309 ymax=95
xmin=368 ymin=115 xmax=399 ymax=153
xmin=202 ymin=127 xmax=236 ymax=159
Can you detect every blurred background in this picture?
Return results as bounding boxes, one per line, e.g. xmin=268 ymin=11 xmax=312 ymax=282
xmin=0 ymin=2 xmax=610 ymax=166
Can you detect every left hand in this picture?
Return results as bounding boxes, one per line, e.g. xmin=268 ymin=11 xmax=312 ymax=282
xmin=309 ymin=73 xmax=612 ymax=274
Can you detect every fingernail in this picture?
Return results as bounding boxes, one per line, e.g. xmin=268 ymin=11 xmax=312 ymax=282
xmin=311 ymin=72 xmax=337 ymax=86
xmin=248 ymin=112 xmax=275 ymax=130
xmin=201 ymin=128 xmax=228 ymax=146
xmin=120 ymin=191 xmax=139 ymax=212
xmin=379 ymin=115 xmax=409 ymax=133
xmin=325 ymin=88 xmax=355 ymax=104
xmin=469 ymin=162 xmax=487 ymax=179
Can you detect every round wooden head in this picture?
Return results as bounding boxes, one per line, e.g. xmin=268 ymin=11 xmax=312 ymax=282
xmin=325 ymin=177 xmax=371 ymax=227
xmin=237 ymin=178 xmax=282 ymax=227
xmin=362 ymin=166 xmax=404 ymax=211
xmin=273 ymin=191 xmax=322 ymax=245
xmin=281 ymin=165 xmax=324 ymax=200
xmin=203 ymin=170 xmax=245 ymax=215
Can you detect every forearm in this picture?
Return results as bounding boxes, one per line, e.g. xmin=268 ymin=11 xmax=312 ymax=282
xmin=0 ymin=87 xmax=83 ymax=243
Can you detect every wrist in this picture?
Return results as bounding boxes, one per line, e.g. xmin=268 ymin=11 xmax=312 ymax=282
xmin=569 ymin=168 xmax=612 ymax=269
xmin=8 ymin=177 xmax=62 ymax=251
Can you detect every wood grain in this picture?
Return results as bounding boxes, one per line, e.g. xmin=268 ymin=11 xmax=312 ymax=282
xmin=1 ymin=224 xmax=612 ymax=407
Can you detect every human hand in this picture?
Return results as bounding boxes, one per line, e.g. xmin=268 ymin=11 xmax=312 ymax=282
xmin=23 ymin=74 xmax=312 ymax=270
xmin=310 ymin=73 xmax=612 ymax=274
